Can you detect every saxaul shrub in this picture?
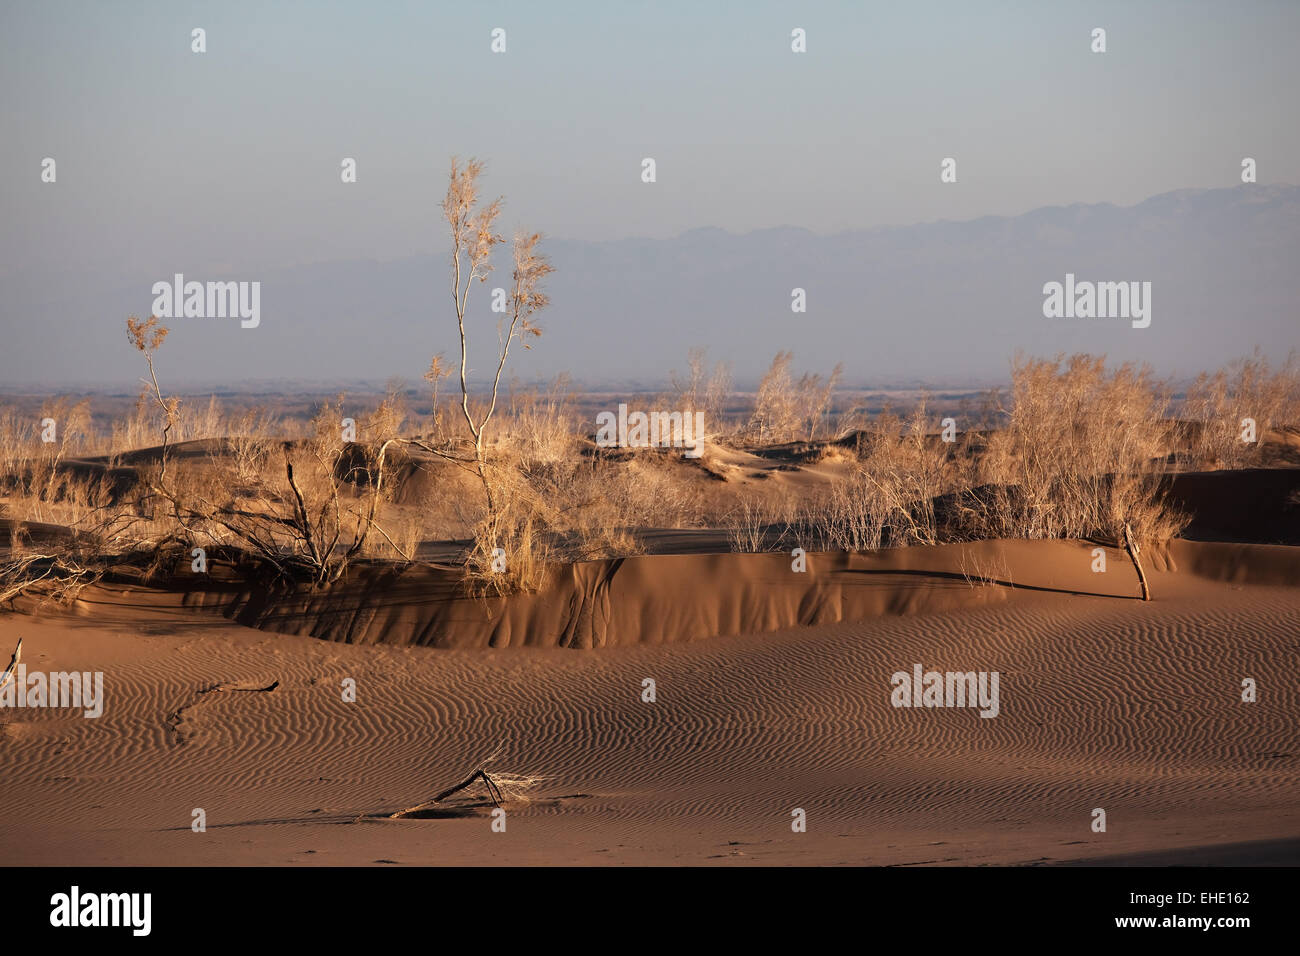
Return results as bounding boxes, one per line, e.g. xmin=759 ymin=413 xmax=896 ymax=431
xmin=671 ymin=347 xmax=733 ymax=432
xmin=748 ymin=352 xmax=842 ymax=444
xmin=976 ymin=353 xmax=1184 ymax=546
xmin=1183 ymin=350 xmax=1300 ymax=468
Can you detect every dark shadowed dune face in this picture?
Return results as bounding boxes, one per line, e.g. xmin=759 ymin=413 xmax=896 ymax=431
xmin=61 ymin=538 xmax=1300 ymax=649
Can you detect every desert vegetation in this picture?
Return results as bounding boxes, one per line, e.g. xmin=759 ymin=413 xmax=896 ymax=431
xmin=2 ymin=342 xmax=1296 ymax=607
xmin=1 ymin=161 xmax=1296 ymax=604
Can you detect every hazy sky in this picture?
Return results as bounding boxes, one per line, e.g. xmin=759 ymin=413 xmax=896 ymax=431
xmin=1 ymin=0 xmax=1297 ymax=384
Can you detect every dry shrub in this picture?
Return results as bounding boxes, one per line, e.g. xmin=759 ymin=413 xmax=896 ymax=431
xmin=1 ymin=396 xmax=136 ymax=605
xmin=183 ymin=395 xmax=223 ymax=442
xmin=862 ymin=399 xmax=954 ymax=545
xmin=487 ymin=450 xmax=654 ymax=567
xmin=1 ymin=398 xmax=101 ymax=525
xmin=464 ymin=464 xmax=553 ymax=596
xmin=227 ymin=407 xmax=279 ymax=486
xmin=727 ymin=492 xmax=775 ymax=552
xmin=799 ymin=398 xmax=958 ymax=550
xmin=0 ymin=409 xmax=38 ymax=495
xmin=1183 ymin=350 xmax=1300 ymax=468
xmin=423 ymin=353 xmax=453 ymax=441
xmin=750 ymin=350 xmax=800 ymax=442
xmin=785 ymin=356 xmax=1189 ymax=553
xmin=9 ymin=471 xmax=113 ymax=529
xmin=974 ymin=354 xmax=1185 ymax=546
xmin=795 ymin=364 xmax=843 ymax=441
xmin=139 ymin=390 xmax=414 ymax=584
xmin=748 ymin=352 xmax=842 ymax=443
xmin=499 ymin=375 xmax=578 ymax=469
xmin=472 ymin=380 xmax=649 ymax=567
xmin=814 ymin=442 xmax=856 ymax=466
xmin=110 ymin=386 xmax=160 ymax=458
xmin=957 ymin=548 xmax=1013 ymax=589
xmin=817 ymin=470 xmax=888 ymax=551
xmin=671 ymin=347 xmax=732 ymax=434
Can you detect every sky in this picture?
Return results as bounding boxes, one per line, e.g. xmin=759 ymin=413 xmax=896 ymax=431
xmin=1 ymin=0 xmax=1297 ymax=385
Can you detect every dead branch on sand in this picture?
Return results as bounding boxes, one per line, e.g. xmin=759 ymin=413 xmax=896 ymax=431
xmin=0 ymin=552 xmax=101 ymax=608
xmin=388 ymin=746 xmax=544 ymax=818
xmin=0 ymin=638 xmax=21 ymax=692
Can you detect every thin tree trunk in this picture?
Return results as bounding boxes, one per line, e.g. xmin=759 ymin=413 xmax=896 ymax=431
xmin=1123 ymin=522 xmax=1150 ymax=601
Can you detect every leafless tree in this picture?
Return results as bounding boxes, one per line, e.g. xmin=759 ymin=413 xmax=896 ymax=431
xmin=438 ymin=157 xmax=552 ymax=519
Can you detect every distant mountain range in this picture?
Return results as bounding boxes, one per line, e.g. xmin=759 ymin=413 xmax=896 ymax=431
xmin=8 ymin=184 xmax=1297 ymax=389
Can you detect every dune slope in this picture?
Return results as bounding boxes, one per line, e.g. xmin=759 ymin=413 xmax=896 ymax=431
xmin=0 ymin=539 xmax=1296 ymax=866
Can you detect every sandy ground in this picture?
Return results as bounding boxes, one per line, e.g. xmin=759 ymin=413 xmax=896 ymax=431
xmin=1 ymin=541 xmax=1296 ymax=866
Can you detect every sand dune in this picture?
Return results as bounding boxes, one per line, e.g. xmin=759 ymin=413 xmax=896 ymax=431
xmin=64 ymin=537 xmax=1300 ymax=649
xmin=1 ymin=538 xmax=1296 ymax=866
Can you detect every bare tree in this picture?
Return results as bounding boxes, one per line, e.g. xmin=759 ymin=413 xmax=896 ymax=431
xmin=439 ymin=157 xmax=552 ymax=518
